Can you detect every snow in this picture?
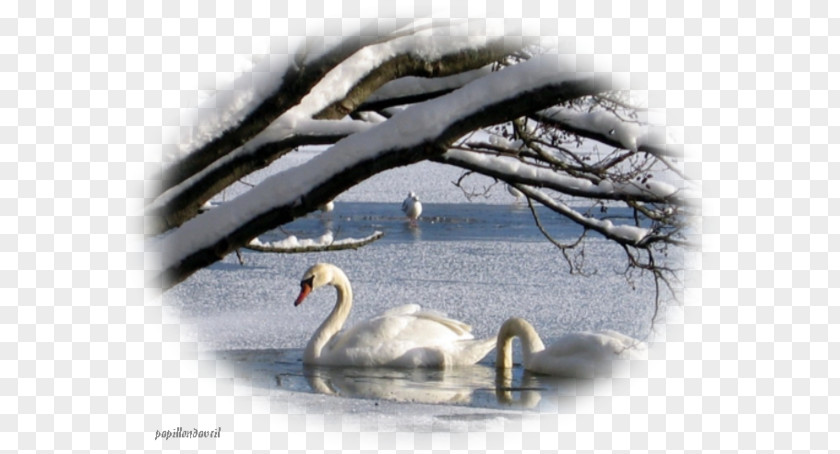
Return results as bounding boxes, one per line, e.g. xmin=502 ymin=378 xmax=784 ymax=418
xmin=248 ymin=32 xmax=508 ymax=134
xmin=249 ymin=230 xmax=385 ymax=251
xmin=590 ymin=219 xmax=651 ymax=245
xmin=250 ymin=231 xmax=334 ymax=249
xmin=240 ymin=118 xmax=373 ymax=152
xmin=541 ymin=106 xmax=674 ymax=156
xmin=442 ymin=148 xmax=679 ymax=206
xmin=442 ymin=149 xmax=594 ymax=191
xmin=364 ymin=66 xmax=494 ymax=104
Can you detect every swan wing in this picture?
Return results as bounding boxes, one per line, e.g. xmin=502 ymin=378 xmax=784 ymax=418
xmin=406 ymin=308 xmax=472 ymax=337
xmin=527 ymin=331 xmax=646 ymax=376
xmin=542 ymin=331 xmax=636 ymax=356
xmin=598 ymin=330 xmax=648 ymax=353
xmin=378 ymin=304 xmax=421 ymax=317
xmin=320 ymin=306 xmax=483 ymax=367
xmin=370 ymin=304 xmax=472 ymax=337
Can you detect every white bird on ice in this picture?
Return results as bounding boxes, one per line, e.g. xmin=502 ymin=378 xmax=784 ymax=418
xmin=495 ymin=317 xmax=647 ymax=378
xmin=293 ymin=263 xmax=495 ymax=367
xmin=401 ymin=192 xmax=422 ymax=226
xmin=317 ymin=200 xmax=334 ymax=214
xmin=507 ymin=184 xmax=523 ymax=203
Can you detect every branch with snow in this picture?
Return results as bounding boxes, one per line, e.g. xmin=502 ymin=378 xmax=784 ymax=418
xmin=160 ymin=31 xmax=401 ymax=193
xmin=356 ymin=66 xmax=494 ymax=112
xmin=436 ymin=149 xmax=685 ymax=205
xmin=515 ymin=185 xmax=653 ymax=246
xmin=147 ymin=122 xmax=371 ymax=234
xmin=245 ymin=231 xmax=384 ymax=254
xmin=153 ymin=55 xmax=612 ymax=289
xmin=530 ymin=106 xmax=682 ymax=163
xmin=150 ymin=31 xmax=526 ymax=234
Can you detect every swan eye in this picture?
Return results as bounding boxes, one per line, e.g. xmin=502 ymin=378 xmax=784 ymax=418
xmin=301 ymin=276 xmax=315 ymax=287
xmin=294 ymin=275 xmax=316 ymax=307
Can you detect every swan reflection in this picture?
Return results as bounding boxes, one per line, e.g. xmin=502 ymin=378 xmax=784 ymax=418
xmin=301 ymin=364 xmax=496 ymax=405
xmin=494 ymin=367 xmax=544 ymax=408
xmin=217 ymin=348 xmax=615 ymax=411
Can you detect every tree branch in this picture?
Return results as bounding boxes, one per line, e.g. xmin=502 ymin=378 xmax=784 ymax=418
xmin=435 ymin=149 xmax=685 ymax=206
xmin=147 ymin=129 xmax=359 ymax=234
xmin=522 ymin=191 xmax=592 ymax=276
xmin=158 ymin=30 xmax=401 ymax=193
xmin=151 ymin=37 xmax=526 ymax=234
xmin=155 ymin=66 xmax=613 ymax=290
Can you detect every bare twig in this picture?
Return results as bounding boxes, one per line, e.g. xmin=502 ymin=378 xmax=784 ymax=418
xmin=523 ymin=190 xmax=593 ymax=276
xmin=451 ymin=171 xmax=498 ymax=200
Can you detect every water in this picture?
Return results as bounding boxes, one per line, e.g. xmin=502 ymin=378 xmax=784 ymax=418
xmin=217 ymin=348 xmax=616 ymax=412
xmin=263 ymin=200 xmax=626 ymax=244
xmin=169 ymin=199 xmax=669 ymax=412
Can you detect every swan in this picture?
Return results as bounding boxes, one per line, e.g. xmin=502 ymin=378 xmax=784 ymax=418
xmin=401 ymin=192 xmax=422 ymax=225
xmin=507 ymin=184 xmax=523 ymax=203
xmin=495 ymin=317 xmax=646 ymax=378
xmin=317 ymin=200 xmax=334 ymax=214
xmin=293 ymin=263 xmax=496 ymax=368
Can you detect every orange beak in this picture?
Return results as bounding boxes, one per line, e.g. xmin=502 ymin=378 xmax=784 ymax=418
xmin=294 ymin=281 xmax=312 ymax=307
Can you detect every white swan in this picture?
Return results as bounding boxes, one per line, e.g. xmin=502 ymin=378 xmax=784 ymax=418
xmin=293 ymin=263 xmax=496 ymax=368
xmin=507 ymin=184 xmax=523 ymax=203
xmin=496 ymin=317 xmax=646 ymax=378
xmin=317 ymin=200 xmax=334 ymax=214
xmin=401 ymin=192 xmax=422 ymax=225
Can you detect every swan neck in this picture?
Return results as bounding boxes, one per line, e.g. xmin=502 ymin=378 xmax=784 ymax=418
xmin=304 ymin=268 xmax=353 ymax=362
xmin=496 ymin=318 xmax=545 ymax=368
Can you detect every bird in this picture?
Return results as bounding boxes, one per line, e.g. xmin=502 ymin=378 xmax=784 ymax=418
xmin=495 ymin=317 xmax=646 ymax=378
xmin=401 ymin=192 xmax=422 ymax=226
xmin=506 ymin=184 xmax=523 ymax=203
xmin=317 ymin=200 xmax=334 ymax=214
xmin=293 ymin=263 xmax=496 ymax=368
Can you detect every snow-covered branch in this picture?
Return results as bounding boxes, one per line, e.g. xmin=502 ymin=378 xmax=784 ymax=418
xmin=150 ymin=31 xmax=526 ymax=234
xmin=245 ymin=231 xmax=384 ymax=254
xmin=357 ymin=66 xmax=494 ymax=112
xmin=153 ymin=55 xmax=612 ymax=289
xmin=150 ymin=22 xmax=691 ymax=306
xmin=515 ymin=185 xmax=653 ymax=246
xmin=159 ymin=31 xmax=402 ymax=193
xmin=146 ymin=120 xmax=371 ymax=234
xmin=530 ymin=107 xmax=679 ymax=159
xmin=436 ymin=149 xmax=684 ymax=205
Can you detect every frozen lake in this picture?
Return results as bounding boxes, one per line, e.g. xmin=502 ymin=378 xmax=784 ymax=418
xmin=166 ymin=165 xmax=670 ymax=415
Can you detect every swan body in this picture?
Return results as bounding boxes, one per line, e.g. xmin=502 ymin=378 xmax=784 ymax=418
xmin=507 ymin=184 xmax=523 ymax=202
xmin=401 ymin=192 xmax=422 ymax=225
xmin=496 ymin=317 xmax=646 ymax=378
xmin=294 ymin=263 xmax=495 ymax=368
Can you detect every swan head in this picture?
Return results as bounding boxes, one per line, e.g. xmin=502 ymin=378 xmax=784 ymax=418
xmin=294 ymin=263 xmax=341 ymax=306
